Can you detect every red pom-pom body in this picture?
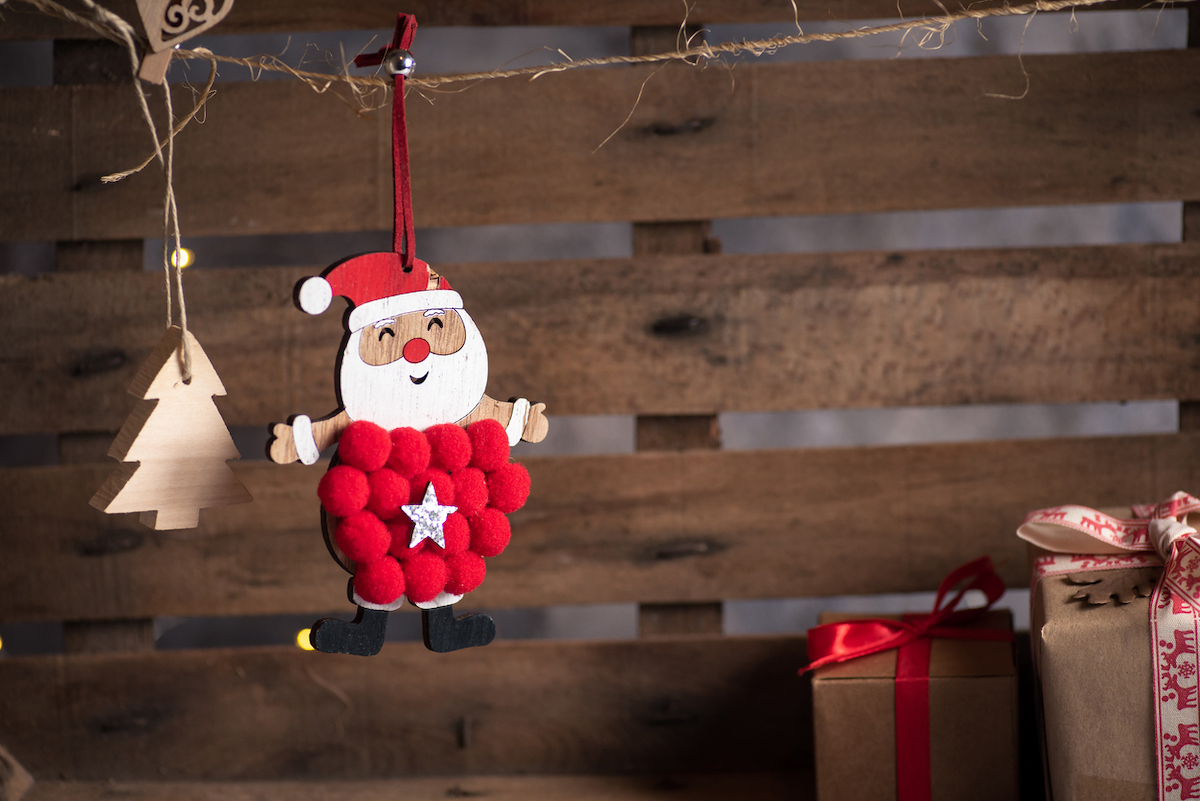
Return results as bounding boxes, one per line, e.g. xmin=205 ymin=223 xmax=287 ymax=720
xmin=318 ymin=465 xmax=370 ymax=517
xmin=321 ymin=420 xmax=536 ymax=606
xmin=468 ymin=419 xmax=510 ymax=472
xmin=452 ymin=468 xmax=489 ymax=516
xmin=334 ymin=511 xmax=390 ymax=563
xmin=366 ymin=468 xmax=410 ymax=520
xmin=386 ymin=427 xmax=430 ymax=478
xmin=387 ymin=519 xmax=424 ymax=559
xmin=469 ymin=508 xmax=512 ymax=557
xmin=354 ymin=557 xmax=405 ymax=605
xmin=435 ymin=512 xmax=471 ymax=556
xmin=426 ymin=423 xmax=472 ymax=473
xmin=445 ymin=551 xmax=486 ymax=595
xmin=486 ymin=462 xmax=531 ymax=513
xmin=411 ymin=469 xmax=455 ymax=506
xmin=403 ymin=551 xmax=449 ymax=603
xmin=337 ymin=420 xmax=392 ymax=472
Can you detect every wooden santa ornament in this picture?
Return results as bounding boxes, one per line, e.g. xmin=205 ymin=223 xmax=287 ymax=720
xmin=267 ymin=13 xmax=548 ymax=657
xmin=91 ymin=325 xmax=251 ymax=529
xmin=135 ymin=0 xmax=235 ymax=84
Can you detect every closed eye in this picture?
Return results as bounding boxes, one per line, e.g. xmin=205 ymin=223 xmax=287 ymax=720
xmin=378 ymin=327 xmax=395 ymax=341
xmin=427 ymin=318 xmax=444 ymax=330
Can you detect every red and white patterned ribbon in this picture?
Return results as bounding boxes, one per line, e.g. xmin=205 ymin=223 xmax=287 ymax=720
xmin=1021 ymin=491 xmax=1200 ymax=801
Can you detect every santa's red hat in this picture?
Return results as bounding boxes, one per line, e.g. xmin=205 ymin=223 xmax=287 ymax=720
xmin=295 ymin=252 xmax=461 ymax=332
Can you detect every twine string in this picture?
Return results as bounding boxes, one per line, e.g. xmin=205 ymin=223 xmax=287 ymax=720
xmin=73 ymin=0 xmax=164 ymax=165
xmin=17 ymin=0 xmax=197 ymax=376
xmin=8 ymin=0 xmax=1189 ymax=100
xmin=159 ymin=78 xmax=193 ymax=381
xmin=103 ymin=52 xmax=219 ymax=183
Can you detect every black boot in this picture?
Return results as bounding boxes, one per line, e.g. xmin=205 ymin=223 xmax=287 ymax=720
xmin=310 ymin=606 xmax=389 ymax=656
xmin=422 ymin=604 xmax=496 ymax=653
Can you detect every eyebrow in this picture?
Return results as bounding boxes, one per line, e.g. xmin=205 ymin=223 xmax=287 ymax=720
xmin=423 ymin=309 xmax=445 ymax=317
xmin=373 ymin=318 xmax=396 ymax=327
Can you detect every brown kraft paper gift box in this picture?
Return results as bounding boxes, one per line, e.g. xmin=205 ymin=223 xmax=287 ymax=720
xmin=1029 ymin=543 xmax=1158 ymax=800
xmin=811 ymin=609 xmax=1018 ymax=801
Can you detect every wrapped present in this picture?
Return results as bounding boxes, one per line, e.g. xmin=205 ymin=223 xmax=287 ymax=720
xmin=1019 ymin=491 xmax=1200 ymax=801
xmin=804 ymin=558 xmax=1019 ymax=801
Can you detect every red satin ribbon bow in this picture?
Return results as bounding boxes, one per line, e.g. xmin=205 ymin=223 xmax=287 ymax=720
xmin=802 ymin=556 xmax=1013 ymax=801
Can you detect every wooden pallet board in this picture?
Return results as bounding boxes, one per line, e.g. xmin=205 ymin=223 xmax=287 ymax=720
xmin=24 ymin=773 xmax=809 ymax=801
xmin=2 ymin=243 xmax=1198 ymax=435
xmin=0 ymin=0 xmax=1144 ymax=40
xmin=3 ymin=432 xmax=1197 ymax=622
xmin=3 ymin=50 xmax=1198 ymax=241
xmin=0 ymin=636 xmax=809 ymax=781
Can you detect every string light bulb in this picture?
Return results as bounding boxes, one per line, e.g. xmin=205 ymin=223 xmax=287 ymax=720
xmin=170 ymin=248 xmax=195 ymax=269
xmin=295 ymin=628 xmax=314 ymax=650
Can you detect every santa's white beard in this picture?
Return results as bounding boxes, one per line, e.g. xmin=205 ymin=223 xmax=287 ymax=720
xmin=340 ymin=310 xmax=489 ymax=431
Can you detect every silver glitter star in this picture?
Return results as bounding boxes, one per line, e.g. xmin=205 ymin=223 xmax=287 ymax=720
xmin=403 ymin=483 xmax=458 ymax=549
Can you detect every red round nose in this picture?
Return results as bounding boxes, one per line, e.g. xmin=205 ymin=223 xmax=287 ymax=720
xmin=402 ymin=337 xmax=431 ymax=363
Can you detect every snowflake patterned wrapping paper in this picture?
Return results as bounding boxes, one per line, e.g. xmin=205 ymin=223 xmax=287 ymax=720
xmin=810 ymin=609 xmax=1018 ymax=801
xmin=1020 ymin=493 xmax=1200 ymax=801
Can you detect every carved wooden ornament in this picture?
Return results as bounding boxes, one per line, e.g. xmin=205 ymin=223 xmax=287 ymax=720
xmin=135 ymin=0 xmax=235 ymax=83
xmin=90 ymin=325 xmax=251 ymax=530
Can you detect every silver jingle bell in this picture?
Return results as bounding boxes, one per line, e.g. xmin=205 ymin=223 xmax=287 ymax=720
xmin=383 ymin=48 xmax=416 ymax=77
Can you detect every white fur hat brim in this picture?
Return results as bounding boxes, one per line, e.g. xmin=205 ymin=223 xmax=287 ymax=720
xmin=347 ymin=289 xmax=463 ymax=332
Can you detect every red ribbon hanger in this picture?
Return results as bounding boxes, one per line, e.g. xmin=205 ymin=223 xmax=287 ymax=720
xmin=355 ymin=13 xmax=419 ymax=270
xmin=802 ymin=556 xmax=1013 ymax=801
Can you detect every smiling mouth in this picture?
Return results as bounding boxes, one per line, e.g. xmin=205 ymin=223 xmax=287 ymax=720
xmin=410 ymin=372 xmax=429 ymax=385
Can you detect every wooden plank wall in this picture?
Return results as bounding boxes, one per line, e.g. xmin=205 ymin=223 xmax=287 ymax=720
xmin=1 ymin=2 xmax=1198 ymax=798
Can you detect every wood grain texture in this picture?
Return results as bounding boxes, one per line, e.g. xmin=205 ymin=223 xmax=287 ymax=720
xmin=4 ymin=243 xmax=1200 ymax=434
xmin=24 ymin=773 xmax=809 ymax=801
xmin=0 ymin=637 xmax=809 ymax=781
xmin=4 ymin=50 xmax=1199 ymax=241
xmin=0 ymin=0 xmax=1143 ymax=39
xmin=3 ymin=433 xmax=1199 ymax=622
xmin=0 ymin=745 xmax=33 ymax=801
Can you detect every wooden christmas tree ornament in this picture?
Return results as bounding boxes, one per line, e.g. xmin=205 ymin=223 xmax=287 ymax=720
xmin=135 ymin=0 xmax=235 ymax=84
xmin=90 ymin=325 xmax=251 ymax=530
